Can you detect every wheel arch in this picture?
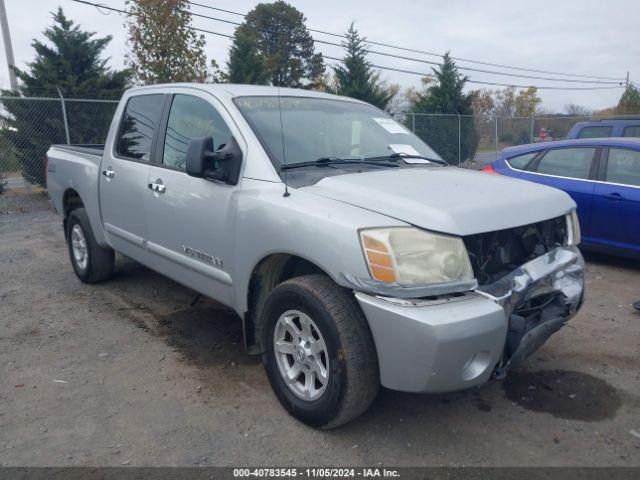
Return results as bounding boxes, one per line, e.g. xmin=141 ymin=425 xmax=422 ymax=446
xmin=242 ymin=252 xmax=331 ymax=354
xmin=62 ymin=188 xmax=84 ymax=237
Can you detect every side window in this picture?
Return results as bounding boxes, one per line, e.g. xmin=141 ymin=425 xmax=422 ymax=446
xmin=116 ymin=94 xmax=164 ymax=161
xmin=534 ymin=147 xmax=596 ymax=180
xmin=162 ymin=94 xmax=233 ymax=170
xmin=577 ymin=126 xmax=612 ymax=139
xmin=506 ymin=152 xmax=538 ymax=170
xmin=622 ymin=125 xmax=640 ymax=137
xmin=605 ymin=148 xmax=640 ymax=187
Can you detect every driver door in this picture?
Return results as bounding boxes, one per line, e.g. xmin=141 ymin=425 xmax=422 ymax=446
xmin=144 ymin=90 xmax=244 ymax=306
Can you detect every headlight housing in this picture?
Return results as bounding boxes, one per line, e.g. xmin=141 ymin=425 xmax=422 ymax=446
xmin=359 ymin=227 xmax=473 ymax=285
xmin=566 ymin=210 xmax=581 ymax=246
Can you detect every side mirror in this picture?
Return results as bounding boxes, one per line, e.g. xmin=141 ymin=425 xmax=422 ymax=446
xmin=186 ymin=136 xmax=242 ymax=185
xmin=186 ymin=137 xmax=213 ymax=178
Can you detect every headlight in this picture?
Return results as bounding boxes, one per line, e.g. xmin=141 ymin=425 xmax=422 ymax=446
xmin=566 ymin=210 xmax=581 ymax=246
xmin=359 ymin=227 xmax=473 ymax=285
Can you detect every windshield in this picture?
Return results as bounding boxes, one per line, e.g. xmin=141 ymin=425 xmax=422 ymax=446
xmin=233 ymin=96 xmax=442 ymax=169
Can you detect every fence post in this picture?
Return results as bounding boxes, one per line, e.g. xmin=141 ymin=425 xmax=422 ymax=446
xmin=457 ymin=114 xmax=461 ymax=165
xmin=530 ymin=113 xmax=535 ymax=143
xmin=494 ymin=116 xmax=499 ymax=158
xmin=57 ymin=87 xmax=70 ymax=145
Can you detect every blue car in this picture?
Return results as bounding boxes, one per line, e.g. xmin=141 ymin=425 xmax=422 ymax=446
xmin=487 ymin=138 xmax=640 ymax=257
xmin=566 ymin=119 xmax=640 ymax=139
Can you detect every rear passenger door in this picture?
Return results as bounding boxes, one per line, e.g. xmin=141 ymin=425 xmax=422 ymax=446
xmin=99 ymin=93 xmax=164 ymax=261
xmin=591 ymin=147 xmax=640 ymax=253
xmin=519 ymin=147 xmax=598 ymax=239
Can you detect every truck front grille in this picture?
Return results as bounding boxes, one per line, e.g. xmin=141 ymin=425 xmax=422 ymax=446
xmin=463 ymin=216 xmax=567 ymax=286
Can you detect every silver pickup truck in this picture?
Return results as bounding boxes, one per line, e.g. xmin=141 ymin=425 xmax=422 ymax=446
xmin=47 ymin=84 xmax=585 ymax=428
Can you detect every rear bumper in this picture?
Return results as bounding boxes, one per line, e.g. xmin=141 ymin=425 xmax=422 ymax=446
xmin=356 ymin=246 xmax=584 ymax=393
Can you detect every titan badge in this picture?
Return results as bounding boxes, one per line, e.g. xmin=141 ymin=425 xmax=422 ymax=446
xmin=182 ymin=245 xmax=224 ymax=268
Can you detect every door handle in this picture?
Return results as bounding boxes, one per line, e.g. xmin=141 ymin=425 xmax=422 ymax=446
xmin=604 ymin=192 xmax=624 ymax=201
xmin=102 ymin=169 xmax=115 ymax=178
xmin=148 ymin=182 xmax=166 ymax=194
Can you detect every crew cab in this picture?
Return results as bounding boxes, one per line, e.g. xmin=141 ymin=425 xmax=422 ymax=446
xmin=47 ymin=84 xmax=585 ymax=428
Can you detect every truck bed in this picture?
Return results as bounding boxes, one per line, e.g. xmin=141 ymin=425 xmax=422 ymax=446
xmin=47 ymin=143 xmax=107 ymax=245
xmin=50 ymin=144 xmax=105 ymax=156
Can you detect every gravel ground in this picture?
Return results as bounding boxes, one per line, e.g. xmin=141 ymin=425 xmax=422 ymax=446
xmin=1 ymin=210 xmax=639 ymax=466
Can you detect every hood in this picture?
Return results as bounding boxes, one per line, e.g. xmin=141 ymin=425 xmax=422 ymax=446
xmin=303 ymin=167 xmax=575 ymax=236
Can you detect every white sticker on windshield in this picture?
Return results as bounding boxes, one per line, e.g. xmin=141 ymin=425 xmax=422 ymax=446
xmin=388 ymin=144 xmax=430 ymax=163
xmin=373 ymin=117 xmax=409 ymax=134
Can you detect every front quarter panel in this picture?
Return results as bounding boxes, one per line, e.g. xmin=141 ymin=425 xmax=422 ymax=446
xmin=232 ymin=179 xmax=407 ymax=315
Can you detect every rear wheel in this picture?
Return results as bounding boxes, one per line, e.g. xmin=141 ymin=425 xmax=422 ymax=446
xmin=262 ymin=274 xmax=379 ymax=429
xmin=66 ymin=208 xmax=114 ymax=283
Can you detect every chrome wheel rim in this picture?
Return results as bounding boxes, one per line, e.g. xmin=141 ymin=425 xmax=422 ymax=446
xmin=273 ymin=309 xmax=329 ymax=401
xmin=71 ymin=224 xmax=88 ymax=271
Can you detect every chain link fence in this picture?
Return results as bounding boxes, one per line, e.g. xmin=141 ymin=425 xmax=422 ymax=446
xmin=0 ymin=95 xmax=118 ymax=214
xmin=400 ymin=112 xmax=638 ymax=169
xmin=0 ymin=95 xmax=635 ymax=214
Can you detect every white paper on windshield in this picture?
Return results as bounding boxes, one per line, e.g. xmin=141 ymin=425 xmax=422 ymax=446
xmin=388 ymin=144 xmax=430 ymax=163
xmin=373 ymin=117 xmax=409 ymax=134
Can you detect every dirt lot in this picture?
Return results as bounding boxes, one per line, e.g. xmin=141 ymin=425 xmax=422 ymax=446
xmin=1 ymin=210 xmax=639 ymax=466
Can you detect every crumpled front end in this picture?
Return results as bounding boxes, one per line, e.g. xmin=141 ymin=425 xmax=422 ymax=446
xmin=476 ymin=246 xmax=585 ymax=375
xmin=353 ymin=245 xmax=585 ymax=393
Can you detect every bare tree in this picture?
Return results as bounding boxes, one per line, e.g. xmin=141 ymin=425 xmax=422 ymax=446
xmin=564 ymin=103 xmax=592 ymax=116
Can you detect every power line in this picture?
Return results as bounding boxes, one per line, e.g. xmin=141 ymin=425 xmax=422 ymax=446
xmin=188 ymin=1 xmax=627 ymax=82
xmin=179 ymin=2 xmax=624 ymax=85
xmin=69 ymin=0 xmax=628 ymax=91
xmin=69 ymin=0 xmax=235 ymax=38
xmin=324 ymin=55 xmax=624 ymax=91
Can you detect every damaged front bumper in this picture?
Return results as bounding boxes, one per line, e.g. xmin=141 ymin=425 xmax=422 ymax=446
xmin=353 ymin=246 xmax=585 ymax=393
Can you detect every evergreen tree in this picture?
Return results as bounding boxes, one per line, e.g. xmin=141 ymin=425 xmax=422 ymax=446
xmin=228 ymin=1 xmax=324 ymax=88
xmin=616 ymin=84 xmax=640 ymax=115
xmin=0 ymin=8 xmax=128 ymax=187
xmin=408 ymin=53 xmax=478 ymax=164
xmin=126 ymin=0 xmax=209 ymax=84
xmin=332 ymin=23 xmax=394 ymax=110
xmin=226 ymin=31 xmax=269 ymax=84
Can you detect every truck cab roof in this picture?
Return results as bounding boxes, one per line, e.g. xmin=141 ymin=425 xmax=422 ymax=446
xmin=125 ymin=83 xmax=364 ymax=104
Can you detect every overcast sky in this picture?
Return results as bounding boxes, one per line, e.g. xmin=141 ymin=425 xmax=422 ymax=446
xmin=1 ymin=0 xmax=638 ymax=112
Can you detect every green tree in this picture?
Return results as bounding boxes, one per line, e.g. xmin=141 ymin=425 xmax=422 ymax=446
xmin=226 ymin=31 xmax=269 ymax=84
xmin=0 ymin=8 xmax=128 ymax=187
xmin=332 ymin=23 xmax=394 ymax=109
xmin=126 ymin=0 xmax=210 ymax=84
xmin=408 ymin=53 xmax=478 ymax=164
xmin=228 ymin=1 xmax=324 ymax=88
xmin=615 ymin=84 xmax=640 ymax=115
xmin=514 ymin=87 xmax=541 ymax=117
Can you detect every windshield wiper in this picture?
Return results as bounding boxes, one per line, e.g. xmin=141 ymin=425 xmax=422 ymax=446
xmin=280 ymin=156 xmax=398 ymax=171
xmin=364 ymin=153 xmax=449 ymax=166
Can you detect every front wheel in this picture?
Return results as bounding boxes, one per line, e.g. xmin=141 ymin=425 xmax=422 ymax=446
xmin=262 ymin=274 xmax=379 ymax=429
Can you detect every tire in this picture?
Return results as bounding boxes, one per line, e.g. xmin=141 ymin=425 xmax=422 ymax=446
xmin=66 ymin=208 xmax=115 ymax=284
xmin=262 ymin=274 xmax=379 ymax=429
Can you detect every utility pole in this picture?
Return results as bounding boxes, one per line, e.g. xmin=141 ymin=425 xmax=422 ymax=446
xmin=0 ymin=0 xmax=18 ymax=90
xmin=626 ymin=72 xmax=630 ymax=89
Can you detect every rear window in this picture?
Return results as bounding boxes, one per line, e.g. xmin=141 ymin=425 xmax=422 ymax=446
xmin=622 ymin=125 xmax=640 ymax=137
xmin=577 ymin=126 xmax=613 ymax=139
xmin=506 ymin=152 xmax=538 ymax=170
xmin=116 ymin=94 xmax=165 ymax=161
xmin=605 ymin=148 xmax=640 ymax=187
xmin=534 ymin=147 xmax=596 ymax=179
